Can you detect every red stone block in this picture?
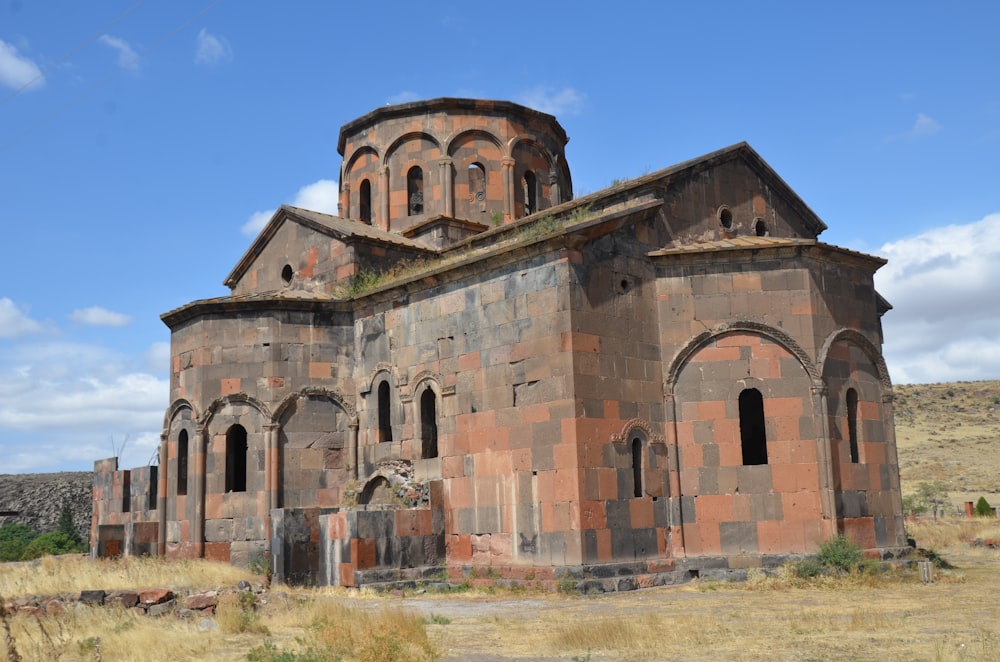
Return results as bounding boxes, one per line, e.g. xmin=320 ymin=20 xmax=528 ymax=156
xmin=756 ymin=520 xmax=784 ymax=554
xmin=447 ymin=534 xmax=473 ymax=562
xmin=841 ymin=517 xmax=877 ymax=550
xmin=220 ymin=378 xmax=240 ymax=396
xmin=339 ymin=564 xmax=355 ymax=588
xmin=696 ymin=494 xmax=733 ymax=522
xmin=699 ymin=523 xmax=722 ymax=555
xmin=597 ymin=528 xmax=613 ymax=562
xmin=580 ymin=500 xmax=607 ymax=529
xmin=204 ymin=543 xmax=230 ymax=563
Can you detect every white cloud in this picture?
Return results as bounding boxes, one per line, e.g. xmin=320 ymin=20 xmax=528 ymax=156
xmin=0 ymin=39 xmax=43 ymax=91
xmin=0 ymin=298 xmax=43 ymax=337
xmin=144 ymin=341 xmax=171 ymax=373
xmin=99 ymin=34 xmax=140 ymax=71
xmin=241 ymin=179 xmax=340 ymax=235
xmin=70 ymin=306 xmax=132 ymax=327
xmin=194 ymin=28 xmax=232 ymax=66
xmin=875 ymin=213 xmax=1000 ymax=384
xmin=910 ymin=113 xmax=940 ymax=138
xmin=516 ymin=85 xmax=585 ymax=116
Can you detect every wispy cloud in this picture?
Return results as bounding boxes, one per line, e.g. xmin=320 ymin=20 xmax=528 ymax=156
xmin=886 ymin=112 xmax=941 ymax=142
xmin=0 ymin=39 xmax=44 ymax=91
xmin=241 ymin=179 xmax=340 ymax=235
xmin=194 ymin=28 xmax=232 ymax=66
xmin=387 ymin=90 xmax=421 ymax=105
xmin=70 ymin=306 xmax=132 ymax=327
xmin=0 ymin=298 xmax=43 ymax=337
xmin=99 ymin=34 xmax=140 ymax=71
xmin=516 ymin=85 xmax=585 ymax=116
xmin=876 ymin=212 xmax=1000 ymax=383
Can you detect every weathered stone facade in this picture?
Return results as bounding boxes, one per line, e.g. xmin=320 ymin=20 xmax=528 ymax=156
xmin=92 ymin=98 xmax=907 ymax=588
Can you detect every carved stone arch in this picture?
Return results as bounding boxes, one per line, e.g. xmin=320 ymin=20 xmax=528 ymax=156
xmin=405 ymin=370 xmax=455 ymax=402
xmin=610 ymin=418 xmax=665 ymax=446
xmin=818 ymin=328 xmax=893 ymax=393
xmin=343 ymin=144 xmax=381 ymax=179
xmin=445 ymin=128 xmax=505 ymax=158
xmin=162 ymin=399 xmax=198 ymax=437
xmin=199 ymin=393 xmax=272 ymax=428
xmin=273 ymin=386 xmax=358 ymax=428
xmin=665 ymin=321 xmax=819 ymax=389
xmin=507 ymin=135 xmax=556 ymax=168
xmin=383 ymin=131 xmax=442 ymax=166
xmin=360 ymin=362 xmax=405 ymax=395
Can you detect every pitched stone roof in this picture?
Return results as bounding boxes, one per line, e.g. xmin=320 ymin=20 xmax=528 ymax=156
xmin=648 ymin=235 xmax=887 ymax=267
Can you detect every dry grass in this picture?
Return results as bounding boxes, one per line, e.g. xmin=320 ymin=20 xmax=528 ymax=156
xmin=0 ymin=554 xmax=256 ymax=598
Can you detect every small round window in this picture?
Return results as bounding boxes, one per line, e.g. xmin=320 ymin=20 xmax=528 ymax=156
xmin=718 ymin=206 xmax=733 ymax=229
xmin=753 ymin=218 xmax=768 ymax=237
xmin=281 ymin=264 xmax=294 ymax=285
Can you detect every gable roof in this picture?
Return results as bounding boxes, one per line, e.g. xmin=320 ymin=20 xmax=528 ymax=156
xmin=223 ymin=205 xmax=432 ymax=288
xmin=648 ymin=235 xmax=887 ymax=269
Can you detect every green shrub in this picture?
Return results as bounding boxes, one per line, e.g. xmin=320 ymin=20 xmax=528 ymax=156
xmin=975 ymin=496 xmax=994 ymax=517
xmin=816 ymin=535 xmax=864 ymax=573
xmin=0 ymin=523 xmax=38 ymax=562
xmin=20 ymin=531 xmax=86 ymax=560
xmin=794 ymin=558 xmax=824 ymax=578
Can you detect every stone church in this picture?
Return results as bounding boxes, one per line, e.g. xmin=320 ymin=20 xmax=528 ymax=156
xmin=92 ymin=98 xmax=907 ymax=589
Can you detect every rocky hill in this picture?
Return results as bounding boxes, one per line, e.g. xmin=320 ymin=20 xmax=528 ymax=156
xmin=0 ymin=472 xmax=92 ymax=542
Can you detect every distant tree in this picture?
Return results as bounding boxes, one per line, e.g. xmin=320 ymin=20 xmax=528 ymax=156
xmin=56 ymin=501 xmax=80 ymax=543
xmin=975 ymin=496 xmax=994 ymax=517
xmin=916 ymin=480 xmax=950 ymax=520
xmin=0 ymin=523 xmax=39 ymax=562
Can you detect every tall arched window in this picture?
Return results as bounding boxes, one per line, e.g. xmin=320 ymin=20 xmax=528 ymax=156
xmin=122 ymin=471 xmax=131 ymax=512
xmin=420 ymin=389 xmax=438 ymax=459
xmin=378 ymin=380 xmax=392 ymax=443
xmin=359 ymin=179 xmax=372 ymax=224
xmin=407 ymin=166 xmax=424 ymax=215
xmin=522 ymin=170 xmax=537 ymax=216
xmin=631 ymin=436 xmax=644 ymax=498
xmin=225 ymin=424 xmax=248 ymax=493
xmin=739 ymin=388 xmax=768 ymax=465
xmin=468 ymin=163 xmax=486 ymax=208
xmin=177 ymin=430 xmax=188 ymax=496
xmin=846 ymin=388 xmax=860 ymax=463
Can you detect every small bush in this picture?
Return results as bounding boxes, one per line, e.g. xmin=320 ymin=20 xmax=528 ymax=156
xmin=975 ymin=496 xmax=994 ymax=517
xmin=20 ymin=531 xmax=85 ymax=560
xmin=0 ymin=524 xmax=38 ymax=562
xmin=816 ymin=535 xmax=864 ymax=573
xmin=794 ymin=559 xmax=824 ymax=578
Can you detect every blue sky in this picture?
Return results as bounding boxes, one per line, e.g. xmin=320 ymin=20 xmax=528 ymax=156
xmin=1 ymin=1 xmax=998 ymax=473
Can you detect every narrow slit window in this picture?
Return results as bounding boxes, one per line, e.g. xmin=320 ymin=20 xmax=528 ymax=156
xmin=420 ymin=389 xmax=438 ymax=459
xmin=122 ymin=472 xmax=131 ymax=513
xmin=407 ymin=166 xmax=424 ymax=215
xmin=359 ymin=179 xmax=372 ymax=224
xmin=177 ymin=430 xmax=188 ymax=496
xmin=631 ymin=436 xmax=644 ymax=498
xmin=148 ymin=467 xmax=158 ymax=510
xmin=378 ymin=380 xmax=393 ymax=443
xmin=522 ymin=170 xmax=537 ymax=216
xmin=225 ymin=424 xmax=248 ymax=493
xmin=739 ymin=388 xmax=768 ymax=465
xmin=846 ymin=388 xmax=860 ymax=463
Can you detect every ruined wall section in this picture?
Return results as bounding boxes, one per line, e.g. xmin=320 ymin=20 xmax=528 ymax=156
xmin=353 ymin=249 xmax=578 ymax=569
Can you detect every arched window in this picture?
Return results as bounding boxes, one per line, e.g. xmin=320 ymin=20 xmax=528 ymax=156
xmin=378 ymin=380 xmax=392 ymax=443
xmin=420 ymin=389 xmax=438 ymax=459
xmin=468 ymin=163 xmax=486 ymax=207
xmin=739 ymin=388 xmax=768 ymax=465
xmin=754 ymin=218 xmax=768 ymax=237
xmin=407 ymin=166 xmax=424 ymax=215
xmin=359 ymin=179 xmax=372 ymax=224
xmin=631 ymin=436 xmax=644 ymax=498
xmin=177 ymin=430 xmax=188 ymax=496
xmin=522 ymin=170 xmax=537 ymax=216
xmin=846 ymin=388 xmax=860 ymax=463
xmin=225 ymin=424 xmax=248 ymax=493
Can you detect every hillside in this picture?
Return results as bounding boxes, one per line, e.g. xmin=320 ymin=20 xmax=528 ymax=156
xmin=894 ymin=380 xmax=1000 ymax=509
xmin=0 ymin=472 xmax=92 ymax=541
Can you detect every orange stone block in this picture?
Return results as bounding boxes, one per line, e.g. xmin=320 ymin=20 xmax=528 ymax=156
xmin=597 ymin=528 xmax=613 ymax=562
xmin=220 ymin=378 xmax=240 ymax=396
xmin=630 ymin=498 xmax=655 ymax=529
xmin=696 ymin=494 xmax=733 ymax=522
xmin=580 ymin=500 xmax=607 ymax=529
xmin=756 ymin=520 xmax=784 ymax=554
xmin=204 ymin=542 xmax=230 ymax=563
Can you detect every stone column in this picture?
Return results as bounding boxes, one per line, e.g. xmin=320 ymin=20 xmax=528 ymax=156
xmin=501 ymin=158 xmax=515 ymax=222
xmin=663 ymin=388 xmax=686 ymax=557
xmin=350 ymin=422 xmax=361 ymax=481
xmin=548 ymin=166 xmax=560 ymax=206
xmin=439 ymin=157 xmax=454 ymax=217
xmin=339 ymin=182 xmax=349 ymax=219
xmin=194 ymin=425 xmax=207 ymax=558
xmin=157 ymin=433 xmax=168 ymax=557
xmin=812 ymin=381 xmax=838 ymax=534
xmin=379 ymin=166 xmax=390 ymax=231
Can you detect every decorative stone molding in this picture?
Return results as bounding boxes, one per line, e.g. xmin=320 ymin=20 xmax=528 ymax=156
xmin=817 ymin=328 xmax=893 ymax=392
xmin=611 ymin=418 xmax=665 ymax=446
